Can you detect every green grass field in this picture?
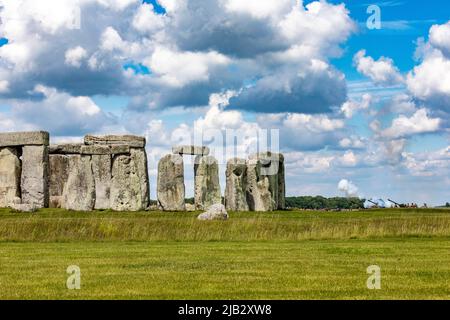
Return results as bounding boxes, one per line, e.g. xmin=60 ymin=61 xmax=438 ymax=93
xmin=0 ymin=208 xmax=450 ymax=299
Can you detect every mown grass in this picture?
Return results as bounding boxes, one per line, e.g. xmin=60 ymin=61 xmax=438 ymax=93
xmin=0 ymin=208 xmax=449 ymax=299
xmin=1 ymin=240 xmax=450 ymax=299
xmin=0 ymin=208 xmax=449 ymax=241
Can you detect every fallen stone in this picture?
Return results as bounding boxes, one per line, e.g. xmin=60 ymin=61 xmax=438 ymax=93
xmin=0 ymin=147 xmax=21 ymax=208
xmin=110 ymin=149 xmax=149 ymax=211
xmin=21 ymin=145 xmax=49 ymax=208
xmin=85 ymin=134 xmax=146 ymax=148
xmin=49 ymin=154 xmax=70 ymax=208
xmin=0 ymin=131 xmax=49 ymax=147
xmin=194 ymin=155 xmax=222 ymax=210
xmin=172 ymin=145 xmax=210 ymax=156
xmin=225 ymin=158 xmax=249 ymax=211
xmin=185 ymin=203 xmax=196 ymax=212
xmin=10 ymin=203 xmax=38 ymax=213
xmin=91 ymin=154 xmax=112 ymax=210
xmin=62 ymin=155 xmax=96 ymax=211
xmin=197 ymin=204 xmax=229 ymax=221
xmin=157 ymin=154 xmax=185 ymax=211
xmin=48 ymin=144 xmax=83 ymax=154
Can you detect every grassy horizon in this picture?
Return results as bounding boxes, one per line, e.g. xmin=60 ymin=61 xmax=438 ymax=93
xmin=0 ymin=208 xmax=449 ymax=242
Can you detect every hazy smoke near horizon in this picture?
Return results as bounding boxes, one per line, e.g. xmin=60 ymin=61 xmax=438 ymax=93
xmin=338 ymin=179 xmax=359 ymax=198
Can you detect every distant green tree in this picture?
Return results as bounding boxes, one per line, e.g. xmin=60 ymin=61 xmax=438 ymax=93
xmin=446 ymin=202 xmax=450 ymax=208
xmin=285 ymin=196 xmax=365 ymax=210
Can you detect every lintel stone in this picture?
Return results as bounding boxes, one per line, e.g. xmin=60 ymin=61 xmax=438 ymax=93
xmin=49 ymin=144 xmax=83 ymax=154
xmin=0 ymin=131 xmax=49 ymax=147
xmin=172 ymin=145 xmax=210 ymax=156
xmin=85 ymin=135 xmax=146 ymax=148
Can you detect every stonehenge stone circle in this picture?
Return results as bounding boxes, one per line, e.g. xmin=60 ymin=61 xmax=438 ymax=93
xmin=1 ymin=131 xmax=286 ymax=213
xmin=194 ymin=155 xmax=222 ymax=210
xmin=0 ymin=131 xmax=49 ymax=210
xmin=225 ymin=158 xmax=249 ymax=211
xmin=157 ymin=154 xmax=185 ymax=211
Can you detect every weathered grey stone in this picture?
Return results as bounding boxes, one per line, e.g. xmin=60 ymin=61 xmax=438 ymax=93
xmin=85 ymin=134 xmax=146 ymax=148
xmin=194 ymin=155 xmax=222 ymax=210
xmin=130 ymin=148 xmax=150 ymax=209
xmin=247 ymin=152 xmax=285 ymax=211
xmin=0 ymin=147 xmax=21 ymax=208
xmin=49 ymin=154 xmax=70 ymax=208
xmin=110 ymin=144 xmax=131 ymax=155
xmin=48 ymin=144 xmax=82 ymax=154
xmin=21 ymin=146 xmax=49 ymax=208
xmin=197 ymin=204 xmax=228 ymax=221
xmin=62 ymin=155 xmax=96 ymax=211
xmin=185 ymin=203 xmax=196 ymax=212
xmin=246 ymin=159 xmax=274 ymax=212
xmin=10 ymin=203 xmax=38 ymax=213
xmin=80 ymin=144 xmax=131 ymax=155
xmin=225 ymin=158 xmax=249 ymax=212
xmin=80 ymin=145 xmax=111 ymax=155
xmin=91 ymin=154 xmax=112 ymax=210
xmin=110 ymin=149 xmax=149 ymax=211
xmin=277 ymin=155 xmax=286 ymax=210
xmin=157 ymin=154 xmax=185 ymax=211
xmin=0 ymin=131 xmax=49 ymax=147
xmin=172 ymin=145 xmax=210 ymax=156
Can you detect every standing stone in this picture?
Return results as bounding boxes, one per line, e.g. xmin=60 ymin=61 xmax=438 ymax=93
xmin=157 ymin=154 xmax=185 ymax=211
xmin=194 ymin=155 xmax=222 ymax=210
xmin=277 ymin=154 xmax=286 ymax=210
xmin=110 ymin=150 xmax=149 ymax=211
xmin=62 ymin=155 xmax=96 ymax=211
xmin=225 ymin=158 xmax=249 ymax=211
xmin=91 ymin=154 xmax=112 ymax=210
xmin=247 ymin=152 xmax=285 ymax=211
xmin=246 ymin=159 xmax=274 ymax=212
xmin=21 ymin=145 xmax=49 ymax=208
xmin=49 ymin=154 xmax=70 ymax=208
xmin=0 ymin=147 xmax=21 ymax=208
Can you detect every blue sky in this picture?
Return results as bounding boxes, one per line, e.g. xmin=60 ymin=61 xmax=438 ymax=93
xmin=0 ymin=0 xmax=449 ymax=205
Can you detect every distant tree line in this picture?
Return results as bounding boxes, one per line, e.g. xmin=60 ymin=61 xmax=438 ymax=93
xmin=286 ymin=196 xmax=365 ymax=210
